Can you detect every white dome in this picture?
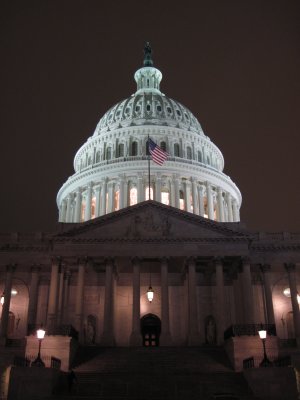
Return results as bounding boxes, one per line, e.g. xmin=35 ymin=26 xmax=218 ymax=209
xmin=57 ymin=45 xmax=242 ymax=224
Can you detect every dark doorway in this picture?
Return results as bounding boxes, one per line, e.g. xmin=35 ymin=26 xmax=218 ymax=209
xmin=141 ymin=314 xmax=161 ymax=347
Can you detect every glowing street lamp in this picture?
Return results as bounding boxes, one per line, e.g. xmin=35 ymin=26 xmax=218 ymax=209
xmin=258 ymin=325 xmax=272 ymax=367
xmin=32 ymin=326 xmax=46 ymax=367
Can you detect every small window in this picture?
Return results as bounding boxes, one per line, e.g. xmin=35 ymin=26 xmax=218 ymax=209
xmin=176 ymin=110 xmax=181 ymax=116
xmin=118 ymin=143 xmax=124 ymax=157
xmin=126 ymin=107 xmax=131 ymax=114
xmin=174 ymin=143 xmax=180 ymax=157
xmin=167 ymin=107 xmax=172 ymax=114
xmin=106 ymin=147 xmax=112 ymax=160
xmin=95 ymin=151 xmax=100 ymax=163
xmin=157 ymin=105 xmax=162 ymax=112
xmin=135 ymin=105 xmax=140 ymax=112
xmin=132 ymin=141 xmax=138 ymax=156
xmin=197 ymin=151 xmax=202 ymax=163
xmin=146 ymin=104 xmax=151 ymax=111
xmin=184 ymin=113 xmax=189 ymax=120
xmin=186 ymin=147 xmax=192 ymax=160
xmin=160 ymin=141 xmax=166 ymax=151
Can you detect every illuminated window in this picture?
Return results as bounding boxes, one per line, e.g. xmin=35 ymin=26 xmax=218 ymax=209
xmin=162 ymin=191 xmax=169 ymax=205
xmin=179 ymin=190 xmax=185 ymax=210
xmin=114 ymin=190 xmax=120 ymax=211
xmin=145 ymin=186 xmax=153 ymax=200
xmin=186 ymin=147 xmax=192 ymax=160
xmin=91 ymin=196 xmax=96 ymax=219
xmin=118 ymin=143 xmax=124 ymax=157
xmin=174 ymin=143 xmax=180 ymax=157
xmin=106 ymin=147 xmax=112 ymax=160
xmin=132 ymin=141 xmax=138 ymax=156
xmin=130 ymin=187 xmax=137 ymax=205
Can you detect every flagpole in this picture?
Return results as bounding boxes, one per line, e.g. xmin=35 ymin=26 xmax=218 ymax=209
xmin=148 ymin=134 xmax=151 ymax=200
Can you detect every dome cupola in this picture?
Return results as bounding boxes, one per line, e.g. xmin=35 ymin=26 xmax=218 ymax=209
xmin=57 ymin=44 xmax=242 ymax=224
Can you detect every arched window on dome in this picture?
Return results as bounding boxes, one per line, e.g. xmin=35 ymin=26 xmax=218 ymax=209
xmin=186 ymin=146 xmax=192 ymax=160
xmin=95 ymin=151 xmax=100 ymax=163
xmin=114 ymin=190 xmax=120 ymax=211
xmin=106 ymin=147 xmax=112 ymax=160
xmin=91 ymin=196 xmax=96 ymax=219
xmin=131 ymin=141 xmax=138 ymax=156
xmin=206 ymin=155 xmax=210 ymax=165
xmin=174 ymin=143 xmax=180 ymax=157
xmin=88 ymin=156 xmax=92 ymax=165
xmin=179 ymin=190 xmax=185 ymax=210
xmin=197 ymin=151 xmax=202 ymax=163
xmin=118 ymin=143 xmax=124 ymax=157
xmin=161 ymin=189 xmax=170 ymax=206
xmin=130 ymin=187 xmax=137 ymax=206
xmin=145 ymin=186 xmax=153 ymax=200
xmin=160 ymin=141 xmax=166 ymax=152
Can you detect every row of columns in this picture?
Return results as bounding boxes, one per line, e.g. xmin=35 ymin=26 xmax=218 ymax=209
xmin=1 ymin=260 xmax=298 ymax=347
xmin=60 ymin=176 xmax=240 ymax=224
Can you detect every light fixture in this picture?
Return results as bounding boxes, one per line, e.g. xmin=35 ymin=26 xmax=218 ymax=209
xmin=11 ymin=288 xmax=18 ymax=296
xmin=0 ymin=293 xmax=4 ymax=305
xmin=32 ymin=325 xmax=46 ymax=367
xmin=147 ymin=266 xmax=154 ymax=303
xmin=258 ymin=324 xmax=272 ymax=367
xmin=283 ymin=287 xmax=300 ymax=304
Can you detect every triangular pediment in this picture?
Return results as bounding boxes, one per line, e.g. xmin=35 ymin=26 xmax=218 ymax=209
xmin=54 ymin=201 xmax=249 ymax=243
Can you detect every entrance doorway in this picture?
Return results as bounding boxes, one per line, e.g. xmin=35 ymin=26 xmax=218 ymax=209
xmin=141 ymin=314 xmax=161 ymax=347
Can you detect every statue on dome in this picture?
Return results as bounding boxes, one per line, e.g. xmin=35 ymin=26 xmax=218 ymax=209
xmin=143 ymin=42 xmax=153 ymax=67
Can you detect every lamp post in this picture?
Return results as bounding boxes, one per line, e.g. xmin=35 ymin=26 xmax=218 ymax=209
xmin=32 ymin=326 xmax=46 ymax=367
xmin=258 ymin=325 xmax=272 ymax=367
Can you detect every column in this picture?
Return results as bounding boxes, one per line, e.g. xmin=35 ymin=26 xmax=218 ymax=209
xmin=101 ymin=258 xmax=115 ymax=346
xmin=0 ymin=264 xmax=16 ymax=340
xmin=260 ymin=264 xmax=275 ymax=325
xmin=198 ymin=185 xmax=205 ymax=217
xmin=57 ymin=265 xmax=65 ymax=326
xmin=59 ymin=200 xmax=67 ymax=222
xmin=137 ymin=173 xmax=143 ymax=202
xmin=191 ymin=178 xmax=198 ymax=215
xmin=123 ymin=179 xmax=128 ymax=208
xmin=107 ymin=182 xmax=114 ymax=212
xmin=74 ymin=260 xmax=85 ymax=339
xmin=160 ymin=258 xmax=172 ymax=345
xmin=62 ymin=270 xmax=71 ymax=324
xmin=173 ymin=174 xmax=180 ymax=208
xmin=47 ymin=258 xmax=60 ymax=332
xmin=232 ymin=200 xmax=239 ymax=222
xmin=241 ymin=257 xmax=254 ymax=324
xmin=119 ymin=175 xmax=125 ymax=209
xmin=185 ymin=180 xmax=191 ymax=212
xmin=66 ymin=195 xmax=73 ymax=223
xmin=95 ymin=185 xmax=101 ymax=217
xmin=100 ymin=178 xmax=107 ymax=216
xmin=206 ymin=182 xmax=214 ymax=220
xmin=170 ymin=179 xmax=175 ymax=207
xmin=155 ymin=173 xmax=162 ymax=202
xmin=84 ymin=183 xmax=93 ymax=220
xmin=27 ymin=266 xmax=41 ymax=329
xmin=285 ymin=263 xmax=300 ymax=346
xmin=226 ymin=193 xmax=233 ymax=222
xmin=187 ymin=257 xmax=199 ymax=345
xmin=217 ymin=187 xmax=225 ymax=222
xmin=215 ymin=258 xmax=225 ymax=344
xmin=130 ymin=258 xmax=142 ymax=346
xmin=74 ymin=188 xmax=82 ymax=222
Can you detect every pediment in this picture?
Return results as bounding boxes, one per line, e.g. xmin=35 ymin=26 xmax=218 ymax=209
xmin=54 ymin=201 xmax=249 ymax=243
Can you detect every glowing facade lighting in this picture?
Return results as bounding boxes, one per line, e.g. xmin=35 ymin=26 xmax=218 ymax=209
xmin=283 ymin=287 xmax=300 ymax=304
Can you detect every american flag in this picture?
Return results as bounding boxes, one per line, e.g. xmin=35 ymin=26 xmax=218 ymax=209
xmin=148 ymin=138 xmax=169 ymax=166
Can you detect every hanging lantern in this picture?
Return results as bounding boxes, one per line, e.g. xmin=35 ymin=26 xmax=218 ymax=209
xmin=147 ymin=286 xmax=154 ymax=303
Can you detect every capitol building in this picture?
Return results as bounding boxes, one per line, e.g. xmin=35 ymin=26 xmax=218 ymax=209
xmin=0 ymin=45 xmax=299 ymax=399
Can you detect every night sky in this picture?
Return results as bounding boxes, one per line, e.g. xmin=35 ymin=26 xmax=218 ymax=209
xmin=0 ymin=1 xmax=299 ymax=233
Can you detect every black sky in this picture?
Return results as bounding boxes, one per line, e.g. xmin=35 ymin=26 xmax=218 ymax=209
xmin=0 ymin=0 xmax=299 ymax=233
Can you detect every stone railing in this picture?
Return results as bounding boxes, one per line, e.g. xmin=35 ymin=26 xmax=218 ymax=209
xmin=243 ymin=355 xmax=291 ymax=369
xmin=224 ymin=324 xmax=277 ymax=340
